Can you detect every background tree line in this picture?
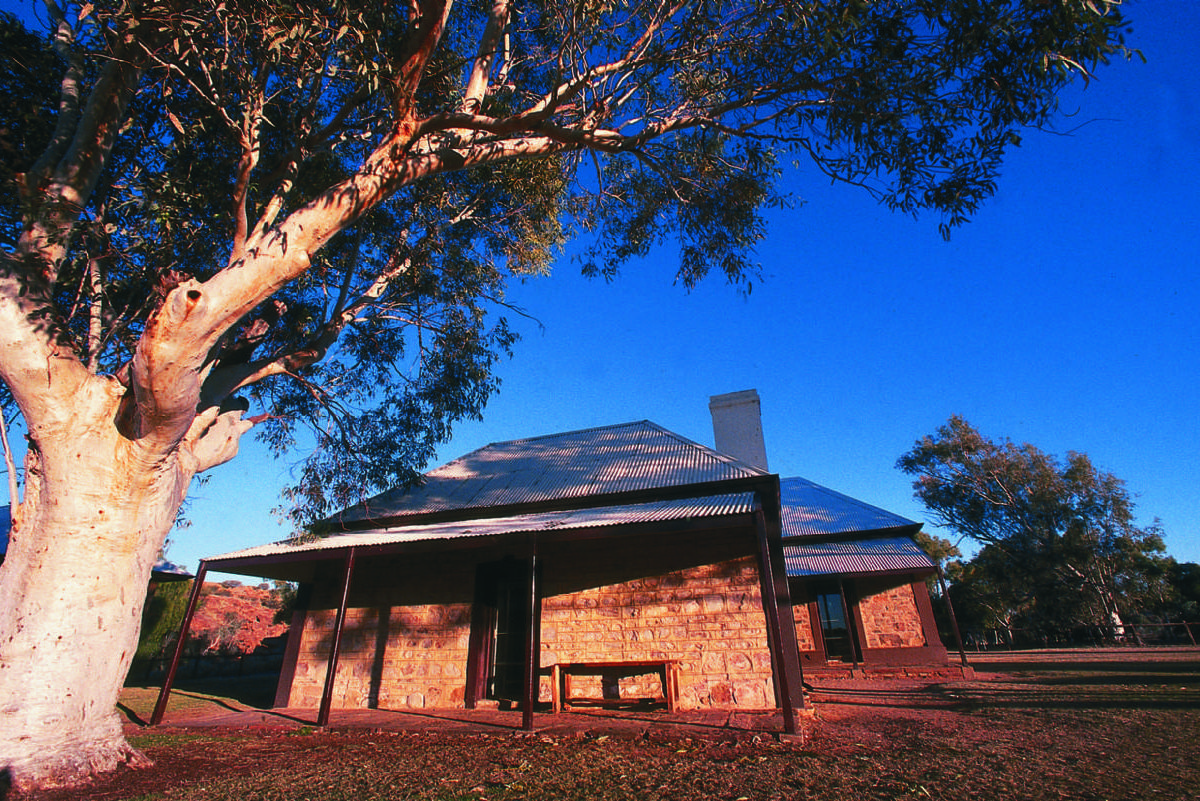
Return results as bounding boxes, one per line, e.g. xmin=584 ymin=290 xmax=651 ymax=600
xmin=905 ymin=417 xmax=1197 ymax=647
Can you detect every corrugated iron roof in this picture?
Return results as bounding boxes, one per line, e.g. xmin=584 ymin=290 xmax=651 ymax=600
xmin=332 ymin=420 xmax=767 ymax=525
xmin=780 ymin=476 xmax=917 ymax=540
xmin=783 ymin=536 xmax=936 ymax=577
xmin=213 ymin=492 xmax=758 ymax=565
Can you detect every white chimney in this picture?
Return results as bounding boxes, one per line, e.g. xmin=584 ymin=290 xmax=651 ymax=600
xmin=708 ymin=389 xmax=769 ymax=471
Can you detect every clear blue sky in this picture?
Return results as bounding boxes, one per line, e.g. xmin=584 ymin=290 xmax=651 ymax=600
xmin=4 ymin=1 xmax=1197 ymax=576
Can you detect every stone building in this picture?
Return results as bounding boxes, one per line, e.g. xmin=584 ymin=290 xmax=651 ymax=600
xmin=169 ymin=392 xmax=957 ymax=730
xmin=779 ymin=477 xmax=949 ymax=670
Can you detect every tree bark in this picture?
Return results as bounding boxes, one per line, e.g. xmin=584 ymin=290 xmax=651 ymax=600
xmin=0 ymin=374 xmax=194 ymax=790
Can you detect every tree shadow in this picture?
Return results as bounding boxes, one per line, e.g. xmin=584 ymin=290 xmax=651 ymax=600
xmin=981 ymin=660 xmax=1200 ymax=675
xmin=117 ymin=702 xmax=148 ymax=726
xmin=932 ymin=677 xmax=1200 ymax=712
xmin=128 ymin=673 xmax=280 ymax=716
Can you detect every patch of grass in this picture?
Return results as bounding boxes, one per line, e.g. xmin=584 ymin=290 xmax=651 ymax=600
xmin=126 ymin=732 xmax=231 ymax=750
xmin=118 ymin=674 xmax=277 ymax=723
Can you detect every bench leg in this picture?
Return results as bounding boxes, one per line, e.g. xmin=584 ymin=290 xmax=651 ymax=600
xmin=551 ymin=664 xmax=562 ymax=714
xmin=664 ymin=664 xmax=677 ymax=713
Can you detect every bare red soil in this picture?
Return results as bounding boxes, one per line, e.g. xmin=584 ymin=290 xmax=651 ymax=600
xmin=19 ymin=648 xmax=1200 ymax=801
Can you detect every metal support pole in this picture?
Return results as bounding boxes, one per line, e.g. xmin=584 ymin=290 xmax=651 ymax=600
xmin=522 ymin=538 xmax=542 ymax=732
xmin=755 ymin=510 xmax=801 ymax=734
xmin=937 ymin=566 xmax=970 ymax=668
xmin=318 ymin=547 xmax=357 ymax=728
xmin=151 ymin=561 xmax=209 ymax=725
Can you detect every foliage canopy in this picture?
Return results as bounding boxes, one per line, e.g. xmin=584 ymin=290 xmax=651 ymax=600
xmin=899 ymin=416 xmax=1167 ymax=637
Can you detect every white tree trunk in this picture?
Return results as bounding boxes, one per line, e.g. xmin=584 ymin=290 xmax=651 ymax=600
xmin=0 ymin=378 xmax=191 ymax=790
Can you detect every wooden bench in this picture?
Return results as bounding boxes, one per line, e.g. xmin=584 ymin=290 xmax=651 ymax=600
xmin=550 ymin=659 xmax=680 ymax=713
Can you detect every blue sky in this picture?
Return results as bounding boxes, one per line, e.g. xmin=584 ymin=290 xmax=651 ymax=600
xmin=3 ymin=0 xmax=1197 ymax=576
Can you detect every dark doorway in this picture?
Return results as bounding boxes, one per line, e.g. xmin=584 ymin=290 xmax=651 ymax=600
xmin=467 ymin=559 xmax=530 ymax=704
xmin=814 ymin=588 xmax=857 ymax=663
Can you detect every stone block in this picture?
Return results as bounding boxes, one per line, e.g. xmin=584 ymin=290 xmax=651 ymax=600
xmin=728 ymin=652 xmax=753 ymax=672
xmin=709 ymin=682 xmax=734 ymax=706
xmin=701 ymin=651 xmax=726 ymax=673
xmin=732 ymin=680 xmax=768 ymax=709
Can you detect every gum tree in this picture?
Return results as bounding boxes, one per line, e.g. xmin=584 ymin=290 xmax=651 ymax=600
xmin=0 ymin=0 xmax=1132 ymax=789
xmin=898 ymin=416 xmax=1168 ymax=639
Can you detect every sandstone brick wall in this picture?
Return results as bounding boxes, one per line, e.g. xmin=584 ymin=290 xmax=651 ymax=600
xmin=857 ymin=582 xmax=926 ymax=649
xmin=540 ymin=555 xmax=775 ymax=711
xmin=285 ymin=546 xmax=777 ymax=712
xmin=288 ymin=602 xmax=472 ymax=709
xmin=790 ymin=599 xmax=816 ymax=652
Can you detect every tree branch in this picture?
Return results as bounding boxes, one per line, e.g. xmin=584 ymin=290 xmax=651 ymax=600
xmin=230 ymin=79 xmax=267 ymax=263
xmin=392 ymin=0 xmax=452 ymax=120
xmin=17 ymin=12 xmax=146 ymax=282
xmin=461 ymin=0 xmax=509 ymax=115
xmin=184 ymin=406 xmax=255 ymax=473
xmin=0 ymin=408 xmax=19 ymax=512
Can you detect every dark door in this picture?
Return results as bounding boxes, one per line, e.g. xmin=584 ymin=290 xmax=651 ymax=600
xmin=489 ymin=563 xmax=529 ymax=701
xmin=815 ymin=590 xmax=855 ymax=662
xmin=467 ymin=559 xmax=530 ymax=703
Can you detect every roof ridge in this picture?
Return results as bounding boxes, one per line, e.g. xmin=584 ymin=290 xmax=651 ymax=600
xmin=427 ymin=420 xmax=657 ymax=477
xmin=781 ymin=475 xmax=916 ymax=523
xmin=332 ymin=419 xmax=772 ymax=528
xmin=648 ymin=422 xmax=770 ymax=476
xmin=432 ymin=419 xmax=768 ymax=478
xmin=491 ymin=419 xmax=653 ymax=447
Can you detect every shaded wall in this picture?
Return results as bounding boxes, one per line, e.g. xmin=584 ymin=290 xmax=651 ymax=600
xmin=282 ymin=525 xmax=781 ymax=711
xmin=858 ymin=581 xmax=926 ymax=649
xmin=286 ymin=550 xmax=477 ymax=709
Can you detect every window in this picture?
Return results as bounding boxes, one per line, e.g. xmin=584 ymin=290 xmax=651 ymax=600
xmin=815 ymin=591 xmax=855 ymax=662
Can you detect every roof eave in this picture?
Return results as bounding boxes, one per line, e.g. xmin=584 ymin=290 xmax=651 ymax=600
xmin=787 ymin=565 xmax=938 ymax=581
xmin=207 ymin=508 xmax=762 ymax=578
xmin=320 ymin=473 xmax=780 ymax=533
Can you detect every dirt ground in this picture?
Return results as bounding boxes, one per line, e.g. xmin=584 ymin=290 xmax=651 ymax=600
xmin=21 ymin=647 xmax=1200 ymax=801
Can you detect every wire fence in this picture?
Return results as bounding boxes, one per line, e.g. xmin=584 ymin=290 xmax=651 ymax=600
xmin=954 ymin=621 xmax=1197 ymax=651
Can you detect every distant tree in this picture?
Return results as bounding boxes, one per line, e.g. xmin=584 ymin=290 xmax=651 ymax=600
xmin=1149 ymin=560 xmax=1200 ymax=631
xmin=1170 ymin=562 xmax=1200 ymax=624
xmin=944 ymin=544 xmax=1027 ymax=644
xmin=0 ymin=0 xmax=1135 ymax=789
xmin=898 ymin=416 xmax=1168 ymax=640
xmin=915 ymin=531 xmax=961 ymax=574
xmin=268 ymin=579 xmax=300 ymax=626
xmin=914 ymin=528 xmax=958 ymax=596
